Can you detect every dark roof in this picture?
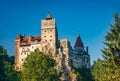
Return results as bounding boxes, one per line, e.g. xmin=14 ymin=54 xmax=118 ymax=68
xmin=74 ymin=34 xmax=83 ymax=48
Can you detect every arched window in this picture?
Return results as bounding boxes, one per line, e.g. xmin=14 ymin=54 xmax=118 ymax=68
xmin=71 ymin=60 xmax=73 ymax=64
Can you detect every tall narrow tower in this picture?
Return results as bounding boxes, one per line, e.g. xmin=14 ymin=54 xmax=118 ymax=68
xmin=41 ymin=13 xmax=58 ymax=54
xmin=14 ymin=35 xmax=21 ymax=71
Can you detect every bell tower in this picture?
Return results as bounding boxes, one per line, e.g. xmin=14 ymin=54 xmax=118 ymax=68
xmin=41 ymin=13 xmax=58 ymax=54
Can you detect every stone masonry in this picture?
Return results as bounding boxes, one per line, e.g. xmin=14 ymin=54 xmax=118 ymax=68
xmin=14 ymin=13 xmax=90 ymax=81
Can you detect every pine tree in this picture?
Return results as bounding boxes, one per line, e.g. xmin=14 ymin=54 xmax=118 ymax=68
xmin=92 ymin=13 xmax=120 ymax=81
xmin=102 ymin=13 xmax=120 ymax=80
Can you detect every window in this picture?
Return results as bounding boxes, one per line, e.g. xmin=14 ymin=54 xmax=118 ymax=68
xmin=44 ymin=30 xmax=46 ymax=32
xmin=21 ymin=53 xmax=22 ymax=55
xmin=21 ymin=59 xmax=23 ymax=61
xmin=45 ymin=40 xmax=47 ymax=42
xmin=44 ymin=36 xmax=46 ymax=38
xmin=71 ymin=60 xmax=73 ymax=64
xmin=45 ymin=45 xmax=47 ymax=48
xmin=50 ymin=29 xmax=52 ymax=31
xmin=50 ymin=39 xmax=52 ymax=42
xmin=50 ymin=35 xmax=52 ymax=37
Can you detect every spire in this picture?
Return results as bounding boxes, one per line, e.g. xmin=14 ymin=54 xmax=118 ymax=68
xmin=46 ymin=12 xmax=52 ymax=20
xmin=74 ymin=34 xmax=83 ymax=48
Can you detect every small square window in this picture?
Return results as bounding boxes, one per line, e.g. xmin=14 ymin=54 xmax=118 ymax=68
xmin=50 ymin=39 xmax=52 ymax=41
xmin=50 ymin=36 xmax=52 ymax=37
xmin=21 ymin=59 xmax=23 ymax=61
xmin=44 ymin=36 xmax=46 ymax=38
xmin=44 ymin=30 xmax=46 ymax=32
xmin=50 ymin=29 xmax=52 ymax=31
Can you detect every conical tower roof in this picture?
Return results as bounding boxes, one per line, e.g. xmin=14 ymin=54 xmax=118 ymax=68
xmin=46 ymin=13 xmax=52 ymax=19
xmin=74 ymin=34 xmax=83 ymax=48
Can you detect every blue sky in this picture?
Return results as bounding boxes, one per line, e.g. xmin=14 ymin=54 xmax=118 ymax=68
xmin=0 ymin=0 xmax=120 ymax=65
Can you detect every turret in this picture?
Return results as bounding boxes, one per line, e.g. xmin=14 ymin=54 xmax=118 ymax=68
xmin=15 ymin=34 xmax=21 ymax=71
xmin=74 ymin=34 xmax=84 ymax=52
xmin=74 ymin=34 xmax=83 ymax=48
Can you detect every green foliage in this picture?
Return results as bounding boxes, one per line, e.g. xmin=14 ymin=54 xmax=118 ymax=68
xmin=0 ymin=45 xmax=8 ymax=81
xmin=71 ymin=66 xmax=93 ymax=81
xmin=4 ymin=62 xmax=21 ymax=81
xmin=92 ymin=13 xmax=120 ymax=81
xmin=21 ymin=49 xmax=60 ymax=81
xmin=0 ymin=45 xmax=20 ymax=81
xmin=92 ymin=59 xmax=107 ymax=81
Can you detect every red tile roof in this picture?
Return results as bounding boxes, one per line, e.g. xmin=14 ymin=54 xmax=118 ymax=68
xmin=46 ymin=13 xmax=52 ymax=19
xmin=19 ymin=36 xmax=41 ymax=46
xmin=20 ymin=38 xmax=30 ymax=46
xmin=16 ymin=35 xmax=21 ymax=39
xmin=74 ymin=34 xmax=83 ymax=48
xmin=32 ymin=36 xmax=41 ymax=40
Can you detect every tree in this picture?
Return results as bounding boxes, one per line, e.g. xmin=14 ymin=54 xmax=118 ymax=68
xmin=0 ymin=45 xmax=20 ymax=81
xmin=4 ymin=61 xmax=21 ymax=81
xmin=21 ymin=49 xmax=60 ymax=81
xmin=0 ymin=45 xmax=8 ymax=81
xmin=70 ymin=65 xmax=93 ymax=81
xmin=92 ymin=13 xmax=120 ymax=81
xmin=92 ymin=59 xmax=108 ymax=81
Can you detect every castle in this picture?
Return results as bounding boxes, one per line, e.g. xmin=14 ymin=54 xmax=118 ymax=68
xmin=14 ymin=13 xmax=90 ymax=80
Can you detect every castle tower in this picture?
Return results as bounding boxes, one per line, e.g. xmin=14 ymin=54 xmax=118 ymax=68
xmin=73 ymin=34 xmax=90 ymax=68
xmin=74 ymin=34 xmax=84 ymax=52
xmin=74 ymin=34 xmax=83 ymax=48
xmin=14 ymin=35 xmax=21 ymax=71
xmin=41 ymin=13 xmax=58 ymax=54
